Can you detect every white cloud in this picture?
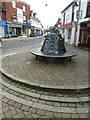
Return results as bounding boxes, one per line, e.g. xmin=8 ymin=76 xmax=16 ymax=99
xmin=24 ymin=0 xmax=73 ymax=28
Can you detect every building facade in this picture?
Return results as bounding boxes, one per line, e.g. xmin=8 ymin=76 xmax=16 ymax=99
xmin=61 ymin=0 xmax=90 ymax=47
xmin=61 ymin=2 xmax=79 ymax=45
xmin=0 ymin=1 xmax=7 ymax=37
xmin=0 ymin=0 xmax=30 ymax=37
xmin=76 ymin=0 xmax=90 ymax=47
xmin=27 ymin=11 xmax=43 ymax=37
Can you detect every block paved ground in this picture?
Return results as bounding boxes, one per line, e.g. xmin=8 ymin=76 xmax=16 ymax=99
xmin=1 ymin=43 xmax=88 ymax=89
xmin=0 ymin=42 xmax=89 ymax=119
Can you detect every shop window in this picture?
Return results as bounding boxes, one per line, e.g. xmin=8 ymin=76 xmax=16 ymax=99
xmin=13 ymin=13 xmax=17 ymax=21
xmin=12 ymin=1 xmax=16 ymax=8
xmin=68 ymin=29 xmax=71 ymax=39
xmin=23 ymin=6 xmax=26 ymax=12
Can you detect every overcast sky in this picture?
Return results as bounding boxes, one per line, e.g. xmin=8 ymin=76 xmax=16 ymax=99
xmin=24 ymin=0 xmax=73 ymax=28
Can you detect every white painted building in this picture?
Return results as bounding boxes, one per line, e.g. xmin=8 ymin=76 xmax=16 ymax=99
xmin=61 ymin=0 xmax=90 ymax=47
xmin=61 ymin=2 xmax=79 ymax=45
xmin=28 ymin=11 xmax=43 ymax=37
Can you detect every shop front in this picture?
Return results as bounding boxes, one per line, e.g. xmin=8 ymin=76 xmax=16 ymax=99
xmin=61 ymin=22 xmax=75 ymax=45
xmin=0 ymin=20 xmax=7 ymax=37
xmin=7 ymin=22 xmax=22 ymax=37
xmin=35 ymin=27 xmax=41 ymax=36
xmin=78 ymin=22 xmax=90 ymax=48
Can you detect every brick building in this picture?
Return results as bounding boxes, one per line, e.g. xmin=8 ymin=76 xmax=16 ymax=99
xmin=0 ymin=0 xmax=31 ymax=37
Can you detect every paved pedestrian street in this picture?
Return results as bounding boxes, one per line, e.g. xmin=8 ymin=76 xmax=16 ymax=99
xmin=0 ymin=43 xmax=89 ymax=119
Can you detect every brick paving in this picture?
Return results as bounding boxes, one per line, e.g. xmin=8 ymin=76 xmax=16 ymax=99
xmin=1 ymin=44 xmax=88 ymax=89
xmin=0 ymin=43 xmax=89 ymax=119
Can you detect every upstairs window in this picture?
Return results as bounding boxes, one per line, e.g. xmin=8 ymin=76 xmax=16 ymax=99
xmin=23 ymin=16 xmax=26 ymax=23
xmin=12 ymin=1 xmax=16 ymax=8
xmin=13 ymin=13 xmax=17 ymax=21
xmin=86 ymin=1 xmax=90 ymax=17
xmin=68 ymin=29 xmax=71 ymax=39
xmin=23 ymin=6 xmax=26 ymax=12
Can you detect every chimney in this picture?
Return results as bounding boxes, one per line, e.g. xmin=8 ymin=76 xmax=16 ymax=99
xmin=33 ymin=13 xmax=37 ymax=18
xmin=30 ymin=10 xmax=33 ymax=17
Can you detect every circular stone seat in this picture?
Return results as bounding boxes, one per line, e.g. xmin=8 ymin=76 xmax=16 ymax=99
xmin=30 ymin=33 xmax=77 ymax=61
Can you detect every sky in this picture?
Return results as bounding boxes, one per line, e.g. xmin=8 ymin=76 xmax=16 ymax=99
xmin=24 ymin=0 xmax=73 ymax=28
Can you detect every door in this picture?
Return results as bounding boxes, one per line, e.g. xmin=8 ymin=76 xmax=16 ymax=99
xmin=81 ymin=31 xmax=88 ymax=45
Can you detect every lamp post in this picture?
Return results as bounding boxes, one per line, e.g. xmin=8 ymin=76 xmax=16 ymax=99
xmin=74 ymin=0 xmax=82 ymax=47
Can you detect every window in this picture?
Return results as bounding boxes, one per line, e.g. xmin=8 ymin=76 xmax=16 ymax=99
xmin=23 ymin=6 xmax=26 ymax=12
xmin=71 ymin=5 xmax=74 ymax=21
xmin=13 ymin=13 xmax=17 ymax=21
xmin=86 ymin=1 xmax=90 ymax=17
xmin=63 ymin=13 xmax=65 ymax=25
xmin=68 ymin=29 xmax=71 ymax=39
xmin=23 ymin=16 xmax=26 ymax=23
xmin=12 ymin=1 xmax=16 ymax=8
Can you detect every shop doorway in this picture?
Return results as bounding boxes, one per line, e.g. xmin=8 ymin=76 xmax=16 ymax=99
xmin=81 ymin=31 xmax=88 ymax=47
xmin=16 ymin=28 xmax=21 ymax=36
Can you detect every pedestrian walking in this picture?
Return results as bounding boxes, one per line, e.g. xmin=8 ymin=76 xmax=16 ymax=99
xmin=0 ymin=35 xmax=3 ymax=48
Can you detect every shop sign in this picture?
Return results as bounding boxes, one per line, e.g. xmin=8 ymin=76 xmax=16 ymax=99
xmin=9 ymin=24 xmax=22 ymax=28
xmin=17 ymin=8 xmax=23 ymax=23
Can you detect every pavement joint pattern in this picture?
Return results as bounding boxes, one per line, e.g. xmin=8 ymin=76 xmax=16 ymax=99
xmin=0 ymin=43 xmax=89 ymax=118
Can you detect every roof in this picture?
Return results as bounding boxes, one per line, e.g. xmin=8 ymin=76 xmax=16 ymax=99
xmin=30 ymin=16 xmax=41 ymax=23
xmin=61 ymin=1 xmax=74 ymax=13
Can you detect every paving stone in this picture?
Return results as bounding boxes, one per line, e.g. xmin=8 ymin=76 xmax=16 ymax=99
xmin=2 ymin=97 xmax=9 ymax=103
xmin=38 ymin=99 xmax=46 ymax=104
xmin=23 ymin=111 xmax=31 ymax=117
xmin=14 ymin=102 xmax=22 ymax=109
xmin=12 ymin=112 xmax=25 ymax=118
xmin=4 ymin=109 xmax=17 ymax=117
xmin=15 ymin=108 xmax=23 ymax=113
xmin=2 ymin=106 xmax=10 ymax=113
xmin=61 ymin=103 xmax=69 ymax=107
xmin=45 ymin=111 xmax=54 ymax=117
xmin=37 ymin=109 xmax=45 ymax=116
xmin=25 ymin=95 xmax=32 ymax=101
xmin=53 ymin=102 xmax=60 ymax=107
xmin=19 ymin=94 xmax=25 ymax=98
xmin=1 ymin=113 xmax=5 ymax=118
xmin=68 ymin=103 xmax=76 ymax=107
xmin=8 ymin=89 xmax=14 ymax=94
xmin=2 ymin=87 xmax=9 ymax=92
xmin=21 ymin=105 xmax=29 ymax=111
xmin=31 ymin=98 xmax=39 ymax=102
xmin=2 ymin=102 xmax=8 ymax=108
xmin=71 ymin=113 xmax=80 ymax=118
xmin=12 ymin=91 xmax=20 ymax=96
xmin=45 ymin=101 xmax=53 ymax=106
xmin=53 ymin=112 xmax=62 ymax=118
xmin=62 ymin=113 xmax=71 ymax=118
xmin=8 ymin=100 xmax=16 ymax=105
xmin=29 ymin=107 xmax=37 ymax=114
xmin=31 ymin=114 xmax=40 ymax=118
xmin=79 ymin=113 xmax=89 ymax=118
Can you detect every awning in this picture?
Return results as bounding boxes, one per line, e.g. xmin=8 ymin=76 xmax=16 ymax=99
xmin=60 ymin=22 xmax=74 ymax=29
